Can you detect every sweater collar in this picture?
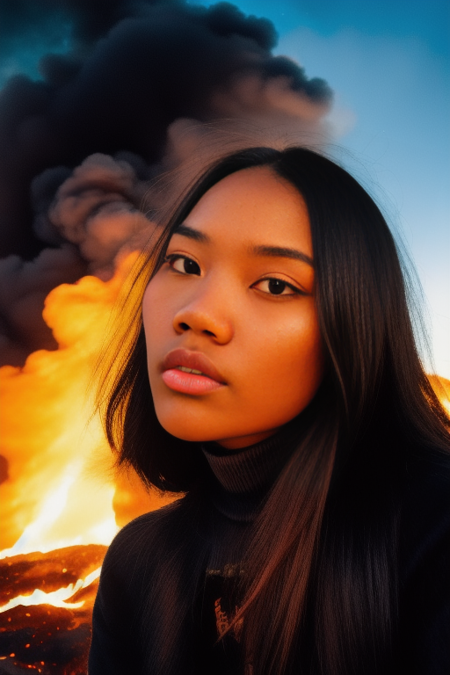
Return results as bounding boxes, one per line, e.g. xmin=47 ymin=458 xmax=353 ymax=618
xmin=201 ymin=419 xmax=300 ymax=522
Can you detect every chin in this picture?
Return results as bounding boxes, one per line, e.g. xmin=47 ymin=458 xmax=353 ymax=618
xmin=155 ymin=411 xmax=217 ymax=443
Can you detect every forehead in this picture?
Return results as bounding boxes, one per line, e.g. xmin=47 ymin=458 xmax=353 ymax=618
xmin=182 ymin=167 xmax=312 ymax=254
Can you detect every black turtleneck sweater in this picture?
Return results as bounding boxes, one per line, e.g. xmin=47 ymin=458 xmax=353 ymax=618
xmin=197 ymin=422 xmax=300 ymax=674
xmin=89 ymin=427 xmax=450 ymax=675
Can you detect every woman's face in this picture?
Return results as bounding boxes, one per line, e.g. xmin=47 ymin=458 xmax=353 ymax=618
xmin=142 ymin=167 xmax=324 ymax=450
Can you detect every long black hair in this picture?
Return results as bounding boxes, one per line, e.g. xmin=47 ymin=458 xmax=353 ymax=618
xmin=99 ymin=146 xmax=449 ymax=674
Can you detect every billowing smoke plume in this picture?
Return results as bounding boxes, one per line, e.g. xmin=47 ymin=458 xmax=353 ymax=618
xmin=0 ymin=0 xmax=333 ymax=367
xmin=33 ymin=152 xmax=154 ymax=276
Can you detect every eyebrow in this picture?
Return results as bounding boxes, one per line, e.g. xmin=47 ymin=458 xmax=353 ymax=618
xmin=250 ymin=245 xmax=314 ymax=267
xmin=172 ymin=223 xmax=314 ymax=267
xmin=173 ymin=223 xmax=208 ymax=242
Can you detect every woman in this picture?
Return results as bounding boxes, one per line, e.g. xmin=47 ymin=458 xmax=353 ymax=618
xmin=89 ymin=147 xmax=450 ymax=675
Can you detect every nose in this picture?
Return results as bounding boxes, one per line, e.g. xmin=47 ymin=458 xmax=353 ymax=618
xmin=172 ymin=281 xmax=234 ymax=344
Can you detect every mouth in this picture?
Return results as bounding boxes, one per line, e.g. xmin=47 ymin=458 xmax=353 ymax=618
xmin=176 ymin=365 xmax=207 ymax=375
xmin=160 ymin=349 xmax=226 ymax=395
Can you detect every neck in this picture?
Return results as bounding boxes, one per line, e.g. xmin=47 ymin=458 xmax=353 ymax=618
xmin=201 ymin=418 xmax=302 ymax=522
xmin=214 ymin=426 xmax=284 ymax=451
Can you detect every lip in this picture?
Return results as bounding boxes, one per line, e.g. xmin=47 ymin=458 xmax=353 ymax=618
xmin=160 ymin=349 xmax=227 ymax=395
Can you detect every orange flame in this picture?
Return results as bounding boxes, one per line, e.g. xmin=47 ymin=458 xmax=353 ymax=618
xmin=0 ymin=253 xmax=165 ymax=560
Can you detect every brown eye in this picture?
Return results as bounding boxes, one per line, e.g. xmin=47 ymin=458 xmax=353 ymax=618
xmin=166 ymin=255 xmax=201 ymax=275
xmin=268 ymin=279 xmax=287 ymax=295
xmin=253 ymin=278 xmax=301 ymax=296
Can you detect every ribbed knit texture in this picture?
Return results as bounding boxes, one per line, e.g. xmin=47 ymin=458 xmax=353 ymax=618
xmin=198 ymin=422 xmax=303 ymax=674
xmin=201 ymin=418 xmax=301 ymax=523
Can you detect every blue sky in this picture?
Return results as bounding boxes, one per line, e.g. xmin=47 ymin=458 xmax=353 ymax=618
xmin=190 ymin=0 xmax=450 ymax=379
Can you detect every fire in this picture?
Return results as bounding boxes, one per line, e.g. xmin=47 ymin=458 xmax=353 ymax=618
xmin=0 ymin=568 xmax=101 ymax=614
xmin=0 ymin=263 xmax=120 ymax=555
xmin=0 ymin=250 xmax=174 ymax=673
xmin=0 ymin=251 xmax=168 ymax=558
xmin=429 ymin=375 xmax=450 ymax=416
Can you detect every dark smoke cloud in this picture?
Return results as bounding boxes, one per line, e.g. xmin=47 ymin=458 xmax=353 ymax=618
xmin=0 ymin=0 xmax=330 ymax=258
xmin=0 ymin=0 xmax=332 ymax=366
xmin=33 ymin=152 xmax=156 ymax=277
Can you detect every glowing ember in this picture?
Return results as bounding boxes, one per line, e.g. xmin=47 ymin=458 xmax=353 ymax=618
xmin=0 ymin=567 xmax=101 ymax=614
xmin=0 ymin=546 xmax=105 ymax=674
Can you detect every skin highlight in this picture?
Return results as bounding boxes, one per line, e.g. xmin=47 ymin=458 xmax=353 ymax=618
xmin=142 ymin=166 xmax=324 ymax=450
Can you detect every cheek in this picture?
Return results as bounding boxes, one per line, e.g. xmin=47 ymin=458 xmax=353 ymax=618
xmin=142 ymin=278 xmax=173 ymax=342
xmin=247 ymin=310 xmax=324 ymax=410
xmin=288 ymin=313 xmax=324 ymax=385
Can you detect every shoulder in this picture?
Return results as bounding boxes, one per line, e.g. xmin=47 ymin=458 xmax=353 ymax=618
xmin=403 ymin=444 xmax=450 ymax=492
xmin=399 ymin=445 xmax=450 ymax=580
xmin=401 ymin=445 xmax=450 ymax=524
xmin=99 ymin=488 xmax=211 ymax=594
xmin=394 ymin=446 xmax=450 ymax=673
xmin=93 ymin=497 xmax=191 ymax=641
xmin=101 ymin=496 xmax=186 ymax=580
xmin=90 ymin=499 xmax=190 ymax=675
